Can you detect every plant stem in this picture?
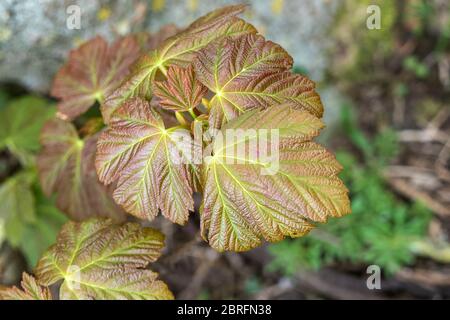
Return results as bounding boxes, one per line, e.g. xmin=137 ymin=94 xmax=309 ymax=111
xmin=175 ymin=111 xmax=188 ymax=126
xmin=188 ymin=108 xmax=197 ymax=120
xmin=159 ymin=64 xmax=168 ymax=77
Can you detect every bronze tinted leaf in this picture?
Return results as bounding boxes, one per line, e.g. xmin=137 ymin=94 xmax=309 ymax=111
xmin=102 ymin=5 xmax=256 ymax=122
xmin=51 ymin=36 xmax=140 ymax=119
xmin=37 ymin=119 xmax=125 ymax=221
xmin=153 ymin=65 xmax=208 ymax=111
xmin=143 ymin=24 xmax=180 ymax=51
xmin=0 ymin=273 xmax=52 ymax=300
xmin=35 ymin=219 xmax=173 ymax=300
xmin=201 ymin=105 xmax=350 ymax=251
xmin=96 ymin=98 xmax=200 ymax=224
xmin=194 ymin=34 xmax=323 ymax=128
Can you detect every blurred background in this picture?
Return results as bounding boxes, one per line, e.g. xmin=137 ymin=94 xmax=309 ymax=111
xmin=1 ymin=0 xmax=450 ymax=299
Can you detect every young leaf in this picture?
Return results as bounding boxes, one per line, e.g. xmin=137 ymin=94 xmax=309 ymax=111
xmin=0 ymin=96 xmax=55 ymax=162
xmin=153 ymin=65 xmax=208 ymax=111
xmin=201 ymin=105 xmax=350 ymax=251
xmin=51 ymin=36 xmax=141 ymax=120
xmin=96 ymin=98 xmax=200 ymax=224
xmin=194 ymin=34 xmax=323 ymax=128
xmin=102 ymin=4 xmax=256 ymax=122
xmin=0 ymin=273 xmax=52 ymax=300
xmin=35 ymin=219 xmax=173 ymax=300
xmin=0 ymin=171 xmax=36 ymax=246
xmin=37 ymin=119 xmax=125 ymax=221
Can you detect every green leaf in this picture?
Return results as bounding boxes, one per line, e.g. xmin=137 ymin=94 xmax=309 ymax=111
xmin=35 ymin=219 xmax=173 ymax=300
xmin=0 ymin=219 xmax=4 ymax=245
xmin=0 ymin=96 xmax=55 ymax=163
xmin=194 ymin=34 xmax=323 ymax=128
xmin=51 ymin=36 xmax=141 ymax=119
xmin=0 ymin=273 xmax=52 ymax=300
xmin=101 ymin=4 xmax=256 ymax=122
xmin=37 ymin=118 xmax=125 ymax=221
xmin=201 ymin=105 xmax=350 ymax=251
xmin=0 ymin=171 xmax=36 ymax=246
xmin=19 ymin=185 xmax=68 ymax=268
xmin=96 ymin=98 xmax=200 ymax=224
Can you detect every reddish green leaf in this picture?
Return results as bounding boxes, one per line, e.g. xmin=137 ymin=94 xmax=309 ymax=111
xmin=51 ymin=36 xmax=141 ymax=119
xmin=201 ymin=105 xmax=350 ymax=251
xmin=102 ymin=5 xmax=256 ymax=122
xmin=0 ymin=273 xmax=52 ymax=300
xmin=35 ymin=219 xmax=173 ymax=300
xmin=194 ymin=34 xmax=323 ymax=128
xmin=37 ymin=119 xmax=125 ymax=221
xmin=96 ymin=98 xmax=200 ymax=224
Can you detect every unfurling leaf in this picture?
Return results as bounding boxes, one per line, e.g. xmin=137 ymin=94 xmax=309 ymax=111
xmin=51 ymin=36 xmax=141 ymax=120
xmin=96 ymin=98 xmax=200 ymax=224
xmin=201 ymin=105 xmax=350 ymax=251
xmin=153 ymin=65 xmax=208 ymax=111
xmin=0 ymin=273 xmax=52 ymax=300
xmin=102 ymin=4 xmax=256 ymax=122
xmin=194 ymin=34 xmax=323 ymax=128
xmin=35 ymin=219 xmax=173 ymax=300
xmin=37 ymin=119 xmax=125 ymax=221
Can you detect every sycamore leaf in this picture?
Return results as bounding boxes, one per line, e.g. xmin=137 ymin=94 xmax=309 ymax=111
xmin=51 ymin=36 xmax=141 ymax=120
xmin=35 ymin=219 xmax=173 ymax=300
xmin=141 ymin=24 xmax=180 ymax=51
xmin=0 ymin=273 xmax=52 ymax=300
xmin=194 ymin=34 xmax=323 ymax=128
xmin=37 ymin=119 xmax=125 ymax=221
xmin=96 ymin=98 xmax=200 ymax=224
xmin=153 ymin=65 xmax=208 ymax=111
xmin=0 ymin=171 xmax=35 ymax=247
xmin=102 ymin=4 xmax=256 ymax=122
xmin=0 ymin=96 xmax=55 ymax=162
xmin=201 ymin=105 xmax=350 ymax=251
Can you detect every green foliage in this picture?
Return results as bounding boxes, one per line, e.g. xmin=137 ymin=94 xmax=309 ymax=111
xmin=403 ymin=55 xmax=430 ymax=79
xmin=268 ymin=105 xmax=432 ymax=275
xmin=0 ymin=95 xmax=66 ymax=267
xmin=331 ymin=0 xmax=397 ymax=81
xmin=20 ymin=186 xmax=67 ymax=267
xmin=244 ymin=276 xmax=263 ymax=296
xmin=0 ymin=171 xmax=36 ymax=247
xmin=0 ymin=170 xmax=67 ymax=267
xmin=0 ymin=96 xmax=55 ymax=165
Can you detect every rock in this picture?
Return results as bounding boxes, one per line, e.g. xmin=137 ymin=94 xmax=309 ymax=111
xmin=0 ymin=0 xmax=339 ymax=93
xmin=0 ymin=0 xmax=148 ymax=92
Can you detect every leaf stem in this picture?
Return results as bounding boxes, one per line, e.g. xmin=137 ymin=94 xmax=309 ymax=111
xmin=159 ymin=64 xmax=168 ymax=77
xmin=175 ymin=111 xmax=188 ymax=126
xmin=188 ymin=108 xmax=197 ymax=120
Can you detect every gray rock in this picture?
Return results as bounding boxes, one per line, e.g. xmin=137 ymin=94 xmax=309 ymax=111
xmin=0 ymin=0 xmax=339 ymax=92
xmin=0 ymin=0 xmax=147 ymax=92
